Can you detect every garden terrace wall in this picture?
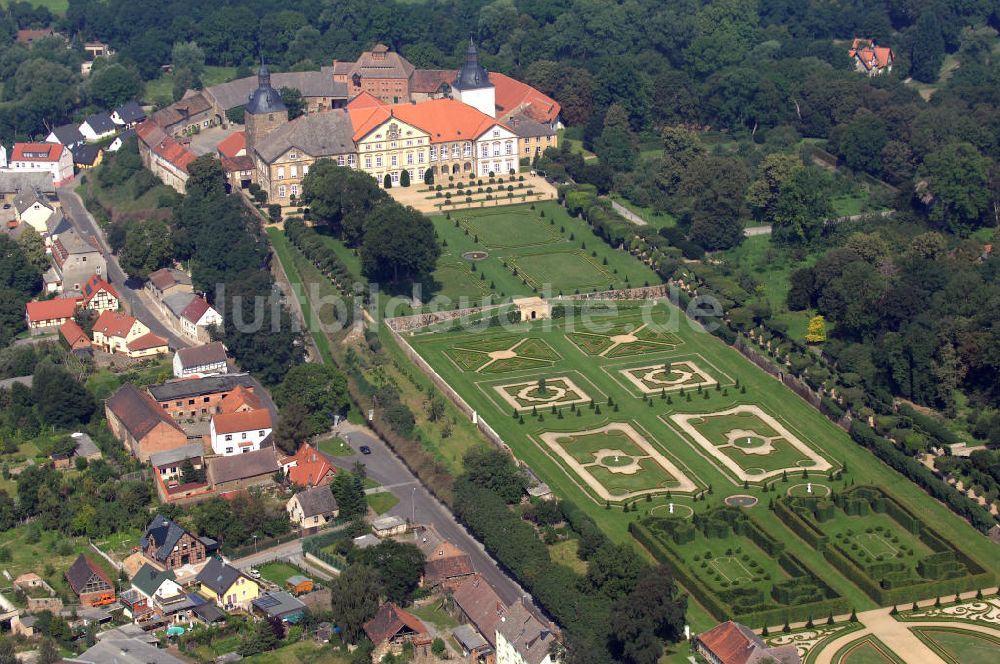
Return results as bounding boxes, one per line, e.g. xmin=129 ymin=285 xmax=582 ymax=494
xmin=630 ymin=512 xmax=847 ymax=627
xmin=774 ymin=486 xmax=993 ymax=606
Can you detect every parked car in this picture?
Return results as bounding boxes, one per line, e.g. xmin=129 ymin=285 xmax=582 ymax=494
xmin=359 ymin=445 xmax=372 ymax=455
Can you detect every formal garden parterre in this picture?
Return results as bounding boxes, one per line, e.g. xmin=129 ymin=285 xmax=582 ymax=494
xmin=399 ymin=297 xmax=999 ymax=629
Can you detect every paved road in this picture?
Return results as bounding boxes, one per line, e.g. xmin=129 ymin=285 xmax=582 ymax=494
xmin=610 ymin=200 xmax=647 ymax=226
xmin=328 ymin=423 xmax=531 ymax=607
xmin=57 ymin=186 xmax=189 ymax=350
xmin=229 ymin=538 xmax=303 ymax=570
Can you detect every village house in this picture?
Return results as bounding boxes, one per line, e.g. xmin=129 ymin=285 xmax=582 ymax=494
xmin=149 ymin=443 xmax=209 ymax=503
xmin=450 ymin=574 xmax=506 ymax=656
xmin=161 ymin=292 xmax=222 ymax=342
xmin=848 ymin=38 xmax=895 ymax=76
xmin=45 ymin=216 xmax=107 ymax=293
xmin=25 ymin=298 xmax=79 ymax=331
xmin=107 ymin=127 xmax=135 ymax=153
xmin=126 ymin=563 xmax=183 ymax=619
xmin=79 ymin=112 xmax=118 ymax=141
xmin=172 ymin=341 xmax=229 ymax=378
xmin=45 ymin=123 xmax=86 ymax=151
xmin=695 ymin=621 xmax=800 ymax=664
xmin=51 ymin=431 xmax=102 ymax=468
xmin=135 ymin=121 xmax=197 ymax=193
xmin=279 ymin=442 xmax=336 ymax=487
xmin=210 ymin=408 xmax=273 ymax=456
xmin=15 ymin=27 xmax=56 ymax=48
xmin=142 ymin=514 xmax=217 ymax=570
xmin=73 ymin=144 xmax=104 ymax=170
xmin=422 ymin=540 xmax=475 ymax=592
xmin=287 ymin=484 xmax=339 ymax=530
xmin=79 ymin=273 xmax=120 ymax=312
xmin=112 ymin=101 xmax=147 ymax=129
xmin=372 ymin=515 xmax=408 ymax=538
xmin=14 ymin=187 xmax=56 ymax=232
xmin=150 ymin=91 xmax=217 ymax=136
xmin=196 ymin=557 xmax=261 ymax=610
xmin=495 ymin=599 xmax=557 ymax=664
xmin=252 ymin=591 xmax=307 ymax=624
xmin=91 ymin=310 xmax=169 ymax=358
xmin=1 ymin=142 xmax=74 ymax=185
xmin=0 ymin=171 xmax=55 ymax=205
xmin=363 ymin=602 xmax=431 ymax=663
xmin=146 ymin=266 xmax=193 ymax=300
xmin=105 ymin=383 xmax=189 ymax=462
xmin=60 ymin=319 xmax=93 ymax=356
xmin=65 ymin=554 xmax=116 ymax=607
xmin=205 ymin=447 xmax=281 ymax=494
xmin=147 ymin=373 xmax=258 ymax=420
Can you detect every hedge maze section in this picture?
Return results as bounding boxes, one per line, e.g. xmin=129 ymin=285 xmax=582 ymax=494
xmin=631 ymin=506 xmax=847 ymax=626
xmin=538 ymin=423 xmax=697 ymax=501
xmin=774 ymin=486 xmax=993 ymax=606
xmin=669 ymin=405 xmax=834 ymax=483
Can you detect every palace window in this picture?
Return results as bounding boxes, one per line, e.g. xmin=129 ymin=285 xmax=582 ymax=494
xmin=290 ymin=165 xmax=297 ymax=177
xmin=390 ymin=141 xmax=397 ymax=149
xmin=418 ymin=152 xmax=424 ymax=164
xmin=451 ymin=145 xmax=459 ymax=158
xmin=348 ymin=155 xmax=356 ymax=167
xmin=493 ymin=144 xmax=500 ymax=156
xmin=391 ymin=171 xmax=399 ymax=184
xmin=289 ymin=152 xmax=298 ymax=159
xmin=406 ymin=152 xmax=413 ymax=165
xmin=337 ymin=156 xmax=344 ymax=166
xmin=277 ymin=167 xmax=284 ymax=180
xmin=481 ymin=144 xmax=489 ymax=158
xmin=505 ymin=141 xmax=513 ymax=155
xmin=291 ymin=184 xmax=298 ymax=196
xmin=463 ymin=143 xmax=471 ymax=157
xmin=365 ymin=157 xmax=372 ymax=168
xmin=391 ymin=155 xmax=398 ymax=167
xmin=278 ymin=185 xmax=286 ymax=198
xmin=303 ymin=164 xmax=309 ymax=174
xmin=375 ymin=156 xmax=382 ymax=168
xmin=430 ymin=146 xmax=437 ymax=160
xmin=481 ymin=163 xmax=489 ymax=175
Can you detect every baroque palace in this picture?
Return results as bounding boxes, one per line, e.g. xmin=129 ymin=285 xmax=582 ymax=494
xmin=137 ymin=40 xmax=561 ymax=199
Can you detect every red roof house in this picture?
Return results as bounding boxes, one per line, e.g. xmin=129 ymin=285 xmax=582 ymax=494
xmin=279 ymin=443 xmax=336 ymax=487
xmin=695 ymin=621 xmax=800 ymax=664
xmin=363 ymin=603 xmax=430 ymax=661
xmin=25 ymin=298 xmax=80 ymax=329
xmin=59 ymin=319 xmax=92 ymax=354
xmin=79 ymin=274 xmax=120 ymax=312
xmin=216 ymin=131 xmax=246 ymax=158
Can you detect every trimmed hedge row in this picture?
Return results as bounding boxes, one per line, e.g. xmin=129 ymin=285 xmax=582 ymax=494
xmin=285 ymin=217 xmax=355 ymax=294
xmin=849 ymin=422 xmax=994 ymax=532
xmin=774 ymin=486 xmax=994 ymax=606
xmin=631 ymin=510 xmax=848 ymax=627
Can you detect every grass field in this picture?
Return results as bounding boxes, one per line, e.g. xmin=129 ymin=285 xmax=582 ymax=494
xmin=144 ymin=66 xmax=238 ymax=105
xmin=549 ymin=538 xmax=588 ymax=574
xmin=404 ymin=299 xmax=1000 ymax=629
xmin=257 ymin=560 xmax=304 ymax=588
xmin=1 ymin=0 xmax=67 ymax=14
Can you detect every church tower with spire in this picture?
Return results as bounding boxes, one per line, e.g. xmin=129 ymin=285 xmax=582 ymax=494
xmin=452 ymin=38 xmax=495 ymax=117
xmin=244 ymin=62 xmax=288 ymax=157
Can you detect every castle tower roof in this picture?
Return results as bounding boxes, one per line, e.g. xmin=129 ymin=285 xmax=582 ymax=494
xmin=452 ymin=37 xmax=491 ymax=91
xmin=246 ymin=62 xmax=286 ymax=115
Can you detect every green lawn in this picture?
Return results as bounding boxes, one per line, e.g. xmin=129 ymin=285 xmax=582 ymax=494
xmin=406 ymin=301 xmax=1000 ymax=630
xmin=609 ymin=195 xmax=677 ymax=229
xmin=144 ymin=66 xmax=238 ymax=105
xmin=834 ymin=635 xmax=905 ymax=664
xmin=315 ymin=436 xmax=354 ymax=457
xmin=1 ymin=0 xmax=67 ymax=14
xmin=367 ymin=491 xmax=400 ymax=515
xmin=410 ymin=602 xmax=460 ymax=630
xmin=912 ymin=626 xmax=1000 ymax=664
xmin=267 ymin=227 xmax=337 ymax=364
xmin=423 ymin=201 xmax=660 ymax=307
xmin=240 ymin=642 xmax=349 ymax=663
xmin=257 ymin=560 xmax=304 ymax=588
xmin=549 ymin=538 xmax=587 ymax=574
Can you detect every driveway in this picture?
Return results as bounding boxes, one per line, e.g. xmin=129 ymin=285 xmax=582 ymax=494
xmin=327 ymin=422 xmax=533 ymax=608
xmin=57 ymin=185 xmax=189 ymax=350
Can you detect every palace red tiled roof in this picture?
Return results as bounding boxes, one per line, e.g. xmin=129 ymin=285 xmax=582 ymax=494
xmin=491 ymin=73 xmax=560 ymax=124
xmin=136 ymin=121 xmax=197 ymax=173
xmin=390 ymin=98 xmax=510 ymax=144
xmin=26 ymin=298 xmax=79 ymax=323
xmin=216 ymin=131 xmax=246 ymax=158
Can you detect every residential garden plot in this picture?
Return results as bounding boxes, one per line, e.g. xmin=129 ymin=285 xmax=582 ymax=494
xmin=538 ymin=423 xmax=697 ymax=500
xmin=631 ymin=507 xmax=847 ymax=624
xmin=494 ymin=376 xmax=591 ymax=411
xmin=458 ymin=209 xmax=562 ymax=249
xmin=774 ymin=486 xmax=993 ymax=606
xmin=567 ymin=321 xmax=681 ymax=358
xmin=509 ymin=250 xmax=615 ymax=291
xmin=444 ymin=335 xmax=560 ymax=373
xmin=911 ymin=626 xmax=1000 ymax=664
xmin=669 ymin=405 xmax=834 ymax=482
xmin=620 ymin=360 xmax=717 ymax=394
